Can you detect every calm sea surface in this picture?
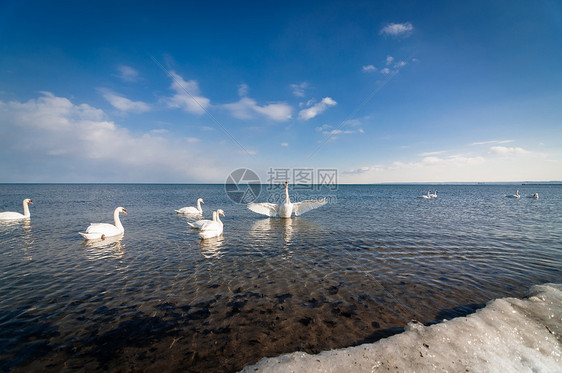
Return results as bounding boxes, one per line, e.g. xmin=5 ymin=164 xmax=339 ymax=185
xmin=1 ymin=184 xmax=561 ymax=372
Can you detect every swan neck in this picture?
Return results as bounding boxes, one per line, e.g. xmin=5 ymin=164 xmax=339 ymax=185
xmin=23 ymin=200 xmax=30 ymax=217
xmin=197 ymin=199 xmax=202 ymax=212
xmin=212 ymin=211 xmax=217 ymax=222
xmin=285 ymin=183 xmax=290 ymax=203
xmin=215 ymin=212 xmax=222 ymax=224
xmin=114 ymin=208 xmax=124 ymax=232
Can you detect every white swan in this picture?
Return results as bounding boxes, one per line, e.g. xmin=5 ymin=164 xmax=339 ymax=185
xmin=199 ymin=209 xmax=225 ymax=239
xmin=506 ymin=190 xmax=520 ymax=199
xmin=79 ymin=207 xmax=127 ymax=240
xmin=429 ymin=190 xmax=438 ymax=198
xmin=527 ymin=193 xmax=539 ymax=199
xmin=0 ymin=199 xmax=33 ymax=220
xmin=419 ymin=191 xmax=431 ymax=199
xmin=247 ymin=181 xmax=327 ymax=218
xmin=189 ymin=209 xmax=225 ymax=229
xmin=175 ymin=198 xmax=204 ymax=214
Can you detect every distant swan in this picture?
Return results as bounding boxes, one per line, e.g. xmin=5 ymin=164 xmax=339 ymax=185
xmin=79 ymin=207 xmax=127 ymax=240
xmin=0 ymin=199 xmax=33 ymax=220
xmin=199 ymin=210 xmax=225 ymax=239
xmin=506 ymin=190 xmax=520 ymax=199
xmin=419 ymin=191 xmax=431 ymax=199
xmin=527 ymin=193 xmax=539 ymax=199
xmin=247 ymin=181 xmax=327 ymax=218
xmin=176 ymin=198 xmax=204 ymax=214
xmin=430 ymin=190 xmax=438 ymax=198
xmin=189 ymin=209 xmax=225 ymax=229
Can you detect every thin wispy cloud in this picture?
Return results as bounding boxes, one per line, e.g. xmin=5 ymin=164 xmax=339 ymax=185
xmin=298 ymin=97 xmax=337 ymax=120
xmin=237 ymin=83 xmax=249 ymax=97
xmin=362 ymin=65 xmax=376 ymax=72
xmin=472 ymin=139 xmax=514 ymax=145
xmin=489 ymin=146 xmax=532 ymax=156
xmin=223 ymin=97 xmax=292 ymax=122
xmin=419 ymin=150 xmax=446 ymax=157
xmin=100 ymin=89 xmax=150 ymax=113
xmin=380 ymin=68 xmax=392 ymax=75
xmin=165 ymin=71 xmax=211 ymax=115
xmin=364 ymin=56 xmax=408 ymax=76
xmin=380 ymin=22 xmax=414 ymax=37
xmin=116 ymin=65 xmax=140 ymax=82
xmin=280 ymin=142 xmax=289 ymax=147
xmin=316 ymin=124 xmax=364 ymax=140
xmin=290 ymin=82 xmax=308 ymax=97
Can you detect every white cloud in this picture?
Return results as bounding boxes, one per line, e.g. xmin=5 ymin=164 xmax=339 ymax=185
xmin=380 ymin=22 xmax=414 ymax=37
xmin=223 ymin=97 xmax=292 ymax=122
xmin=100 ymin=89 xmax=150 ymax=113
xmin=290 ymin=82 xmax=308 ymax=97
xmin=238 ymin=83 xmax=249 ymax=97
xmin=472 ymin=139 xmax=514 ymax=146
xmin=362 ymin=65 xmax=377 ymax=72
xmin=386 ymin=56 xmax=394 ymax=65
xmin=0 ymin=92 xmax=224 ymax=182
xmin=488 ymin=146 xmax=532 ymax=156
xmin=315 ymin=123 xmax=364 ymax=140
xmin=281 ymin=142 xmax=289 ymax=147
xmin=117 ymin=65 xmax=139 ymax=82
xmin=165 ymin=71 xmax=211 ymax=115
xmin=380 ymin=68 xmax=391 ymax=75
xmin=341 ymin=148 xmax=559 ymax=183
xmin=419 ymin=151 xmax=446 ymax=157
xmin=298 ymin=97 xmax=337 ymax=120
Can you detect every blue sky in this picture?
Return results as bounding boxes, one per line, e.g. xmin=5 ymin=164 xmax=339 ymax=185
xmin=1 ymin=0 xmax=561 ymax=183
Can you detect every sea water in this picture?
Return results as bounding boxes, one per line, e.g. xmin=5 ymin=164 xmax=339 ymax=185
xmin=0 ymin=184 xmax=560 ymax=372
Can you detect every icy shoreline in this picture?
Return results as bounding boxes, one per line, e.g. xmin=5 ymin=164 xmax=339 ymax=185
xmin=240 ymin=283 xmax=562 ymax=372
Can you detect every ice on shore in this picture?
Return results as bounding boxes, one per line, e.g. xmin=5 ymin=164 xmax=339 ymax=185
xmin=240 ymin=283 xmax=561 ymax=372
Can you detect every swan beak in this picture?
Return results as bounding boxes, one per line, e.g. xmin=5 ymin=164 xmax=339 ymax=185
xmin=123 ymin=210 xmax=128 ymax=215
xmin=29 ymin=201 xmax=33 ymax=205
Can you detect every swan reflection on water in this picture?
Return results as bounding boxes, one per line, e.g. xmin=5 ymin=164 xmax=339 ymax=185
xmin=199 ymin=235 xmax=225 ymax=259
xmin=81 ymin=233 xmax=125 ymax=260
xmin=249 ymin=218 xmax=293 ymax=244
xmin=0 ymin=219 xmax=34 ymax=260
xmin=249 ymin=217 xmax=322 ymax=247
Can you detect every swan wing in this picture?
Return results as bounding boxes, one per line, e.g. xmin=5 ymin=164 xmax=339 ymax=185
xmin=79 ymin=231 xmax=104 ymax=240
xmin=247 ymin=203 xmax=279 ymax=217
xmin=176 ymin=206 xmax=200 ymax=214
xmin=292 ymin=198 xmax=327 ymax=216
xmin=189 ymin=219 xmax=212 ymax=229
xmin=199 ymin=220 xmax=223 ymax=239
xmin=0 ymin=212 xmax=26 ymax=220
xmin=85 ymin=223 xmax=122 ymax=236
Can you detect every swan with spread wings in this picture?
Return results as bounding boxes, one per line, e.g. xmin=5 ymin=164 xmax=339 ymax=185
xmin=247 ymin=181 xmax=326 ymax=218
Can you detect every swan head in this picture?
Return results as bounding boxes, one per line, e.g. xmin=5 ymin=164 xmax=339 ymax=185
xmin=198 ymin=198 xmax=204 ymax=204
xmin=24 ymin=199 xmax=33 ymax=205
xmin=118 ymin=207 xmax=127 ymax=215
xmin=217 ymin=209 xmax=225 ymax=217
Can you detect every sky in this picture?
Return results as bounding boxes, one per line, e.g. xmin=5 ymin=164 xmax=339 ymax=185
xmin=1 ymin=0 xmax=561 ymax=184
